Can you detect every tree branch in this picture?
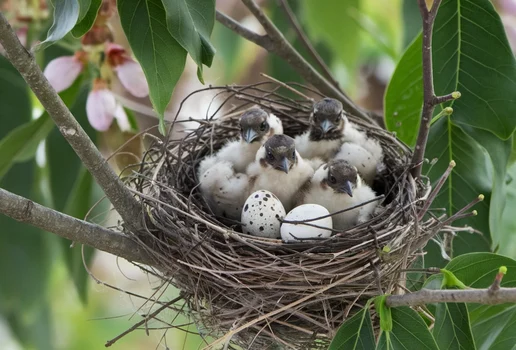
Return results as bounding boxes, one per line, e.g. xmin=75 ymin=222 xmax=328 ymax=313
xmin=410 ymin=0 xmax=460 ymax=178
xmin=0 ymin=13 xmax=142 ymax=230
xmin=216 ymin=2 xmax=376 ymax=125
xmin=0 ymin=188 xmax=153 ymax=265
xmin=386 ymin=287 xmax=516 ymax=307
xmin=277 ymin=0 xmax=341 ymax=90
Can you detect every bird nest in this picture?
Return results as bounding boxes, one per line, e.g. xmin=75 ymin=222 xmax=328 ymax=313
xmin=127 ymin=82 xmax=442 ymax=349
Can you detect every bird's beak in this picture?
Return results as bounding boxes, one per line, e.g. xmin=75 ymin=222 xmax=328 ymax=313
xmin=279 ymin=157 xmax=290 ymax=174
xmin=320 ymin=120 xmax=334 ymax=134
xmin=339 ymin=180 xmax=353 ymax=197
xmin=243 ymin=128 xmax=259 ymax=143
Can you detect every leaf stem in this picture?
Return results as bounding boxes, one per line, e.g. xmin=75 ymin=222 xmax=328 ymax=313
xmin=0 ymin=13 xmax=142 ymax=230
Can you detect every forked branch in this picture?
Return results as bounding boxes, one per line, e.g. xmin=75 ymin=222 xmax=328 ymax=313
xmin=0 ymin=13 xmax=142 ymax=230
xmin=410 ymin=0 xmax=460 ymax=178
xmin=216 ymin=0 xmax=375 ymax=124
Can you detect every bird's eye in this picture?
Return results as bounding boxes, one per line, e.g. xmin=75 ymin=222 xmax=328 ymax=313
xmin=260 ymin=121 xmax=267 ymax=131
xmin=330 ymin=176 xmax=337 ymax=184
xmin=334 ymin=115 xmax=341 ymax=123
xmin=292 ymin=150 xmax=296 ymax=158
xmin=267 ymin=151 xmax=274 ymax=160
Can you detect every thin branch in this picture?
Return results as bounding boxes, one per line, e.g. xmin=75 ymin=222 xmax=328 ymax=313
xmin=386 ymin=287 xmax=516 ymax=307
xmin=0 ymin=188 xmax=153 ymax=265
xmin=277 ymin=0 xmax=341 ymax=90
xmin=0 ymin=13 xmax=142 ymax=230
xmin=410 ymin=0 xmax=460 ymax=178
xmin=216 ymin=4 xmax=375 ymax=125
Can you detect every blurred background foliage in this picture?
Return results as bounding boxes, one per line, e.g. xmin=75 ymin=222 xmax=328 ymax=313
xmin=1 ymin=0 xmax=516 ymax=349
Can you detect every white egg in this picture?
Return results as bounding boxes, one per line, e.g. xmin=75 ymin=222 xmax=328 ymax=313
xmin=281 ymin=204 xmax=333 ymax=242
xmin=241 ymin=190 xmax=286 ymax=238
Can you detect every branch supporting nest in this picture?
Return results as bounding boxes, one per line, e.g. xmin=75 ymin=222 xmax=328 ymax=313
xmin=0 ymin=13 xmax=142 ymax=230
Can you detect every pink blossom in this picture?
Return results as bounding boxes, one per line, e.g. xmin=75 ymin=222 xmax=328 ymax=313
xmin=86 ymin=84 xmax=117 ymax=131
xmin=502 ymin=15 xmax=516 ymax=53
xmin=500 ymin=0 xmax=516 ymax=16
xmin=114 ymin=60 xmax=149 ymax=98
xmin=106 ymin=42 xmax=149 ymax=98
xmin=44 ymin=55 xmax=83 ymax=93
xmin=114 ymin=104 xmax=132 ymax=132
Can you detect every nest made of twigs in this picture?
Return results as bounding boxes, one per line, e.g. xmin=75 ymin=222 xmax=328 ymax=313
xmin=127 ymin=81 xmax=440 ymax=349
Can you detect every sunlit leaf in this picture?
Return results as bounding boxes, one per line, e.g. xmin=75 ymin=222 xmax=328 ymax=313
xmin=162 ymin=0 xmax=216 ymax=80
xmin=118 ymin=0 xmax=187 ymax=134
xmin=71 ymin=0 xmax=102 ymax=37
xmin=36 ymin=0 xmax=80 ymax=50
xmin=376 ymin=306 xmax=439 ymax=350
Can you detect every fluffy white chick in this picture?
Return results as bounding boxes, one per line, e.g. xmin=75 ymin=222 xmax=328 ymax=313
xmin=247 ymin=134 xmax=314 ymax=212
xmin=199 ymin=161 xmax=249 ymax=221
xmin=197 ymin=107 xmax=283 ymax=178
xmin=298 ymin=159 xmax=379 ymax=231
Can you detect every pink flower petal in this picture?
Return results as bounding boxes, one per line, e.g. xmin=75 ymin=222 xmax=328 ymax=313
xmin=44 ymin=56 xmax=83 ymax=93
xmin=86 ymin=88 xmax=117 ymax=131
xmin=115 ymin=60 xmax=149 ymax=98
xmin=500 ymin=0 xmax=516 ymax=16
xmin=114 ymin=104 xmax=132 ymax=132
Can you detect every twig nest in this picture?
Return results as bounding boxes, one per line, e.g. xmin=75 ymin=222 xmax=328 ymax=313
xmin=241 ymin=190 xmax=285 ymax=238
xmin=281 ymin=204 xmax=332 ymax=242
xmin=130 ymin=83 xmax=432 ymax=349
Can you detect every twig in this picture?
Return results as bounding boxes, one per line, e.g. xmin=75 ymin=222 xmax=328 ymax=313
xmin=0 ymin=13 xmax=142 ymax=230
xmin=216 ymin=5 xmax=375 ymax=124
xmin=386 ymin=287 xmax=516 ymax=307
xmin=277 ymin=0 xmax=341 ymax=90
xmin=411 ymin=0 xmax=460 ymax=178
xmin=0 ymin=188 xmax=152 ymax=265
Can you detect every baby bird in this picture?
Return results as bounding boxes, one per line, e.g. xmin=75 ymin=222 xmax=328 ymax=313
xmin=197 ymin=107 xmax=283 ymax=179
xmin=298 ymin=159 xmax=379 ymax=231
xmin=294 ymin=98 xmax=358 ymax=161
xmin=247 ymin=134 xmax=314 ymax=212
xmin=199 ymin=161 xmax=249 ymax=221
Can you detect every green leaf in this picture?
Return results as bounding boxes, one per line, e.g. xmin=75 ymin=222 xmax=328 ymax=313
xmin=374 ymin=295 xmax=393 ymax=332
xmin=433 ymin=0 xmax=516 ymax=140
xmin=438 ymin=253 xmax=516 ymax=350
xmin=384 ymin=34 xmax=422 ymax=147
xmin=329 ymin=307 xmax=375 ymax=350
xmin=162 ymin=0 xmax=216 ymax=78
xmin=303 ymin=0 xmax=361 ymax=88
xmin=376 ymin=306 xmax=440 ymax=350
xmin=36 ymin=0 xmax=80 ymax=50
xmin=118 ymin=0 xmax=188 ymax=134
xmin=498 ymin=163 xmax=516 ymax=256
xmin=0 ymin=114 xmax=53 ymax=180
xmin=433 ymin=302 xmax=476 ymax=350
xmin=71 ymin=0 xmax=102 ymax=38
xmin=402 ymin=0 xmax=422 ymax=49
xmin=62 ymin=168 xmax=95 ymax=303
xmin=440 ymin=269 xmax=467 ymax=289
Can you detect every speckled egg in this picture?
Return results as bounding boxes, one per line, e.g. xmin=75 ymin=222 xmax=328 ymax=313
xmin=241 ymin=190 xmax=286 ymax=238
xmin=281 ymin=204 xmax=333 ymax=242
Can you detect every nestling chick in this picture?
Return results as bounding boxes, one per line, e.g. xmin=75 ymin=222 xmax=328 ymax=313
xmin=298 ymin=159 xmax=379 ymax=231
xmin=197 ymin=107 xmax=283 ymax=178
xmin=335 ymin=142 xmax=377 ymax=185
xmin=199 ymin=161 xmax=249 ymax=221
xmin=247 ymin=134 xmax=314 ymax=212
xmin=294 ymin=98 xmax=384 ymax=166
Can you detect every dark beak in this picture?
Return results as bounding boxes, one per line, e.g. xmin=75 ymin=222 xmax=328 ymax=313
xmin=320 ymin=120 xmax=334 ymax=134
xmin=243 ymin=128 xmax=258 ymax=143
xmin=339 ymin=180 xmax=353 ymax=197
xmin=278 ymin=157 xmax=290 ymax=174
